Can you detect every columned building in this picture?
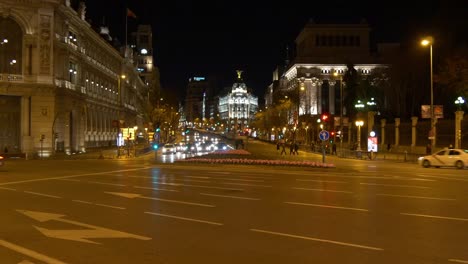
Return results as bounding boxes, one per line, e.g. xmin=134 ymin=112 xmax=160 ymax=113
xmin=0 ymin=0 xmax=148 ymax=156
xmin=218 ymin=71 xmax=258 ymax=131
xmin=266 ymin=20 xmax=393 ymax=122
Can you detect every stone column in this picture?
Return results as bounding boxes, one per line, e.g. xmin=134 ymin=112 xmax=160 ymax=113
xmin=317 ymin=80 xmax=323 ymax=114
xmin=380 ymin=119 xmax=386 ymax=149
xmin=395 ymin=118 xmax=400 ymax=147
xmin=455 ymin=111 xmax=464 ymax=148
xmin=328 ymin=80 xmax=336 ymax=115
xmin=411 ymin=117 xmax=418 ymax=151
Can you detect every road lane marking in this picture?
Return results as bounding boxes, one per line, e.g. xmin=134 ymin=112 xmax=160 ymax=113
xmin=377 ymin=194 xmax=456 ymax=201
xmin=23 ymin=191 xmax=61 ymax=199
xmin=200 ymin=193 xmax=260 ymax=200
xmin=72 ymin=200 xmax=126 ymax=210
xmin=105 ymin=192 xmax=215 ymax=207
xmin=0 ymin=187 xmax=16 ymax=191
xmin=95 ymin=203 xmax=126 ymax=210
xmin=215 ymin=178 xmax=265 ymax=182
xmin=0 ymin=239 xmax=67 ymax=264
xmin=185 ymin=176 xmax=211 ymax=179
xmin=360 ymin=183 xmax=430 ymax=189
xmin=87 ymin=181 xmax=126 ymax=187
xmin=401 ymin=213 xmax=468 ymax=222
xmin=17 ymin=210 xmax=151 ymax=244
xmin=72 ymin=200 xmax=93 ymax=204
xmin=449 ymin=259 xmax=468 ymax=263
xmin=418 ymin=174 xmax=468 ymax=182
xmin=250 ymin=229 xmax=383 ymax=251
xmin=171 ymin=179 xmax=211 ymax=183
xmin=293 ymin=187 xmax=353 ymax=194
xmin=285 ymin=202 xmax=368 ymax=212
xmin=0 ymin=167 xmax=152 ymax=186
xmin=133 ymin=186 xmax=179 ymax=192
xmin=153 ymin=182 xmax=244 ymax=191
xmin=296 ymin=179 xmax=348 ymax=183
xmin=57 ymin=179 xmax=81 ymax=182
xmin=145 ymin=212 xmax=223 ymax=226
xmin=218 ymin=182 xmax=272 ymax=188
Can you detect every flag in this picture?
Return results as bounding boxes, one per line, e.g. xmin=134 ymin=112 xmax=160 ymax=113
xmin=127 ymin=8 xmax=137 ymax=18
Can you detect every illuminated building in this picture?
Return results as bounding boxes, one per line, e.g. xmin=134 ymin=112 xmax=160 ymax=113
xmin=218 ymin=71 xmax=258 ymax=131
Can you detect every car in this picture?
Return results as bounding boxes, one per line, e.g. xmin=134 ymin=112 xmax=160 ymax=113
xmin=0 ymin=155 xmax=4 ymax=166
xmin=418 ymin=148 xmax=468 ymax=169
xmin=214 ymin=142 xmax=231 ymax=151
xmin=162 ymin=143 xmax=176 ymax=154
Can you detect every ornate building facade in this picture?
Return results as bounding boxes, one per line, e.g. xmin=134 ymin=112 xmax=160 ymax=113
xmin=218 ymin=71 xmax=258 ymax=131
xmin=0 ymin=0 xmax=150 ymax=156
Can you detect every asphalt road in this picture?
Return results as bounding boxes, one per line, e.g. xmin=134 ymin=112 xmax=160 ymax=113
xmin=0 ymin=156 xmax=467 ymax=264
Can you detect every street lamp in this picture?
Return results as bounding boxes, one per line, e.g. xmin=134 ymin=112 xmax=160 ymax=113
xmin=421 ymin=36 xmax=435 ymax=152
xmin=455 ymin=96 xmax=465 ymax=148
xmin=455 ymin=96 xmax=465 ymax=110
xmin=355 ymin=120 xmax=364 ymax=151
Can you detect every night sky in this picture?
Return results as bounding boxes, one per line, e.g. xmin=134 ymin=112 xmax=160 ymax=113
xmin=83 ymin=0 xmax=466 ymax=103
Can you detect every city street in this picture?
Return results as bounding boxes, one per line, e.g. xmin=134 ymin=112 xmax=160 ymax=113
xmin=0 ymin=158 xmax=467 ymax=263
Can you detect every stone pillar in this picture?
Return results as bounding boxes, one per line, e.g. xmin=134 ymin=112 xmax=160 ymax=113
xmin=328 ymin=80 xmax=336 ymax=115
xmin=455 ymin=111 xmax=464 ymax=148
xmin=380 ymin=119 xmax=386 ymax=149
xmin=367 ymin=111 xmax=375 ymax=136
xmin=317 ymin=80 xmax=323 ymax=114
xmin=395 ymin=118 xmax=400 ymax=147
xmin=411 ymin=117 xmax=418 ymax=150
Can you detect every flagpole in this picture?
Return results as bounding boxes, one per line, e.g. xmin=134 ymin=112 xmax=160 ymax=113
xmin=125 ymin=7 xmax=128 ymax=52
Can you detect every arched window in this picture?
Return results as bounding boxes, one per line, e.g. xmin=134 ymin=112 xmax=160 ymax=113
xmin=0 ymin=18 xmax=23 ymax=74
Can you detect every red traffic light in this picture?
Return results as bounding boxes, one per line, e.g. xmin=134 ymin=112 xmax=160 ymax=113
xmin=331 ymin=131 xmax=335 ymax=136
xmin=321 ymin=113 xmax=329 ymax=121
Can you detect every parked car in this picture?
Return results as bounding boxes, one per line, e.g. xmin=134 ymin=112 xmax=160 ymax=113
xmin=418 ymin=148 xmax=468 ymax=169
xmin=162 ymin=143 xmax=176 ymax=154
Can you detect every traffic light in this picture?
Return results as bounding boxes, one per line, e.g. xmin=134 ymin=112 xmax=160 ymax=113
xmin=331 ymin=131 xmax=335 ymax=137
xmin=152 ymin=143 xmax=159 ymax=150
xmin=321 ymin=113 xmax=329 ymax=122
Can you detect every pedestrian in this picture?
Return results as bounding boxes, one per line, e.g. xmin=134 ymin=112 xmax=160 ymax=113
xmin=294 ymin=142 xmax=299 ymax=155
xmin=289 ymin=143 xmax=295 ymax=155
xmin=3 ymin=146 xmax=7 ymax=154
xmin=276 ymin=142 xmax=280 ymax=151
xmin=332 ymin=143 xmax=337 ymax=155
xmin=387 ymin=143 xmax=391 ymax=152
xmin=280 ymin=143 xmax=287 ymax=155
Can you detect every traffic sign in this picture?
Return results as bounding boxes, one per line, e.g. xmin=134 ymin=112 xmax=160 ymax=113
xmin=319 ymin=130 xmax=330 ymax=141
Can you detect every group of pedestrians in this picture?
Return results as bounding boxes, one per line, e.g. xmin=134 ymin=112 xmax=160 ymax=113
xmin=276 ymin=140 xmax=299 ymax=155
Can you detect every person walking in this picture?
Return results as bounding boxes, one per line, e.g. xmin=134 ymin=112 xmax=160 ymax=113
xmin=332 ymin=143 xmax=337 ymax=155
xmin=280 ymin=142 xmax=287 ymax=155
xmin=294 ymin=142 xmax=299 ymax=155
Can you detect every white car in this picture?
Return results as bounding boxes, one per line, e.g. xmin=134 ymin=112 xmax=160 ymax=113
xmin=162 ymin=144 xmax=176 ymax=154
xmin=418 ymin=148 xmax=468 ymax=169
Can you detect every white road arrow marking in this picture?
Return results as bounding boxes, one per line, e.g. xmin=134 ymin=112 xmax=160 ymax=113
xmin=105 ymin=192 xmax=215 ymax=207
xmin=17 ymin=210 xmax=151 ymax=244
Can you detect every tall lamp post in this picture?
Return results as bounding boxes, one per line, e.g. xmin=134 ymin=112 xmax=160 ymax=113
xmin=455 ymin=96 xmax=465 ymax=148
xmin=421 ymin=37 xmax=435 ymax=152
xmin=355 ymin=120 xmax=364 ymax=151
